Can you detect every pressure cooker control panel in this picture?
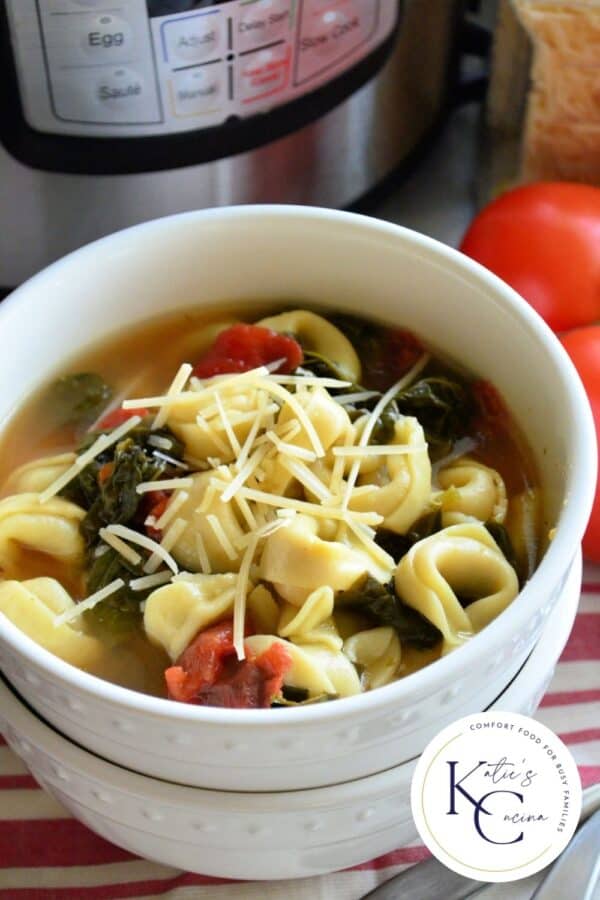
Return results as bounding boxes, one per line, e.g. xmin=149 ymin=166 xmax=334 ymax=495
xmin=6 ymin=0 xmax=397 ymax=137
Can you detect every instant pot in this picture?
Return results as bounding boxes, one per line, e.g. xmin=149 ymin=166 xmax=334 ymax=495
xmin=0 ymin=0 xmax=479 ymax=285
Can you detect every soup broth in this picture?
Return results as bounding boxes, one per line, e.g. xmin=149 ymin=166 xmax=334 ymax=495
xmin=0 ymin=306 xmax=545 ymax=707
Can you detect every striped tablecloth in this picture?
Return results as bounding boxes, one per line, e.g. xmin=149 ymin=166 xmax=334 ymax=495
xmin=1 ymin=565 xmax=599 ymax=900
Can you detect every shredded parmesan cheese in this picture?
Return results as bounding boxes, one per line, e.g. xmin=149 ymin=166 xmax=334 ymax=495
xmin=226 ymin=484 xmax=383 ymax=525
xmin=235 ymin=392 xmax=269 ymax=471
xmin=104 ymin=524 xmax=179 ymax=574
xmin=155 ymin=490 xmax=190 ymax=530
xmin=335 ymin=391 xmax=381 ymax=406
xmin=277 ymin=456 xmax=333 ymax=502
xmin=332 ymin=443 xmax=427 ymax=457
xmin=143 ymin=517 xmax=187 ymax=574
xmin=344 ymin=518 xmax=395 ymax=569
xmin=149 ymin=363 xmax=192 ymax=430
xmin=214 ymin=391 xmax=242 ymax=455
xmin=341 ymin=355 xmax=429 ymax=510
xmin=220 ymin=445 xmax=269 ymax=503
xmin=206 ymin=514 xmax=238 ymax=561
xmin=147 ymin=434 xmax=174 ymax=451
xmin=98 ymin=529 xmax=142 ymax=566
xmin=130 ymin=570 xmax=173 ymax=591
xmin=252 ymin=378 xmax=325 ymax=457
xmin=54 ymin=579 xmax=125 ymax=626
xmin=136 ymin=476 xmax=194 ymax=495
xmin=264 ymin=430 xmax=317 ymax=462
xmin=39 ymin=415 xmax=142 ymax=503
xmin=195 ymin=532 xmax=212 ymax=574
xmin=233 ymin=533 xmax=259 ymax=660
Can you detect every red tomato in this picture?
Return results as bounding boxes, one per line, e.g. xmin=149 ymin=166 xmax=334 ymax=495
xmin=192 ymin=324 xmax=303 ymax=378
xmin=97 ymin=407 xmax=149 ymax=430
xmin=142 ymin=490 xmax=171 ymax=541
xmin=368 ymin=329 xmax=424 ymax=392
xmin=560 ymin=326 xmax=600 ymax=562
xmin=164 ymin=621 xmax=291 ymax=708
xmin=460 ymin=183 xmax=600 ymax=332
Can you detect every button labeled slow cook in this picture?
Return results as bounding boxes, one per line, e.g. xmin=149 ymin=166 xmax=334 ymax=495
xmin=162 ymin=14 xmax=223 ymax=65
xmin=295 ymin=0 xmax=378 ymax=84
xmin=236 ymin=0 xmax=292 ymax=52
xmin=170 ymin=67 xmax=222 ymax=117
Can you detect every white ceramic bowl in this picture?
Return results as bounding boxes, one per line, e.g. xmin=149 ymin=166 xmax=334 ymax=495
xmin=0 ymin=207 xmax=595 ymax=791
xmin=0 ymin=553 xmax=581 ymax=880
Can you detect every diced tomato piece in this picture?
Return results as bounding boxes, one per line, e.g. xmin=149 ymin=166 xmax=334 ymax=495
xmin=166 ymin=621 xmax=236 ymax=703
xmin=97 ymin=407 xmax=149 ymax=430
xmin=368 ymin=329 xmax=424 ymax=392
xmin=192 ymin=324 xmax=303 ymax=378
xmin=98 ymin=462 xmax=114 ymax=485
xmin=472 ymin=380 xmax=507 ymax=420
xmin=165 ymin=622 xmax=292 ymax=708
xmin=142 ymin=490 xmax=171 ymax=540
xmin=254 ymin=641 xmax=292 ymax=704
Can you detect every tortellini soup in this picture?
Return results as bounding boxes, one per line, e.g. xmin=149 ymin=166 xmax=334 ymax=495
xmin=0 ymin=307 xmax=545 ymax=707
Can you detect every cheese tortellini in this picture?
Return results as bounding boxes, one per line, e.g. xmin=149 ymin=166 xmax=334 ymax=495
xmin=260 ymin=514 xmax=394 ymax=605
xmin=168 ymin=472 xmax=246 ymax=573
xmin=144 ymin=572 xmax=238 ymax=661
xmin=0 ymin=577 xmax=102 ymax=667
xmin=0 ymin=304 xmax=536 ymax=708
xmin=245 ymin=634 xmax=361 ymax=698
xmin=344 ymin=627 xmax=402 ymax=690
xmin=0 ymin=493 xmax=86 ymax=576
xmin=437 ymin=458 xmax=507 ymax=526
xmin=394 ymin=522 xmax=519 ymax=653
xmin=3 ymin=453 xmax=76 ymax=495
xmin=257 ymin=310 xmax=361 ymax=383
xmin=347 ymin=417 xmax=431 ymax=533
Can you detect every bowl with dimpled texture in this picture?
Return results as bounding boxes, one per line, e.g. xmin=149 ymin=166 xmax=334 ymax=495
xmin=0 ymin=553 xmax=581 ymax=880
xmin=0 ymin=206 xmax=594 ymax=790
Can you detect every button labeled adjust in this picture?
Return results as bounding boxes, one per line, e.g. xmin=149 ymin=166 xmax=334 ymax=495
xmin=162 ymin=13 xmax=223 ymax=65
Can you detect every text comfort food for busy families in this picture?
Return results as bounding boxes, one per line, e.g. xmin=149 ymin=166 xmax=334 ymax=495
xmin=0 ymin=308 xmax=544 ymax=708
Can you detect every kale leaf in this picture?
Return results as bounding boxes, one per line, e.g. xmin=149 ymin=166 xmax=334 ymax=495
xmin=394 ymin=377 xmax=473 ymax=457
xmin=337 ymin=575 xmax=442 ymax=649
xmin=375 ymin=510 xmax=442 ymax=563
xmin=83 ymin=547 xmax=145 ymax=636
xmin=44 ymin=373 xmax=113 ymax=429
xmin=60 ymin=420 xmax=185 ymax=636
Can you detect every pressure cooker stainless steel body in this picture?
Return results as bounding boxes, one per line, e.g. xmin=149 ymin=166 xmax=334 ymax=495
xmin=0 ymin=0 xmax=465 ymax=285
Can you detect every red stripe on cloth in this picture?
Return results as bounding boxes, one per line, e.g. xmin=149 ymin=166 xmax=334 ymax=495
xmin=559 ymin=614 xmax=600 ymax=661
xmin=0 ymin=774 xmax=39 ymax=789
xmin=581 ymin=582 xmax=600 ymax=594
xmin=559 ymin=728 xmax=600 ymax=746
xmin=0 ymin=872 xmax=236 ymax=900
xmin=579 ymin=765 xmax=600 ymax=788
xmin=0 ymin=735 xmax=7 ymax=746
xmin=540 ymin=689 xmax=600 ymax=707
xmin=351 ymin=845 xmax=430 ymax=871
xmin=0 ymin=819 xmax=136 ymax=869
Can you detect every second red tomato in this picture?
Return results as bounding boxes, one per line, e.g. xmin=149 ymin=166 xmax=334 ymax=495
xmin=460 ymin=183 xmax=600 ymax=332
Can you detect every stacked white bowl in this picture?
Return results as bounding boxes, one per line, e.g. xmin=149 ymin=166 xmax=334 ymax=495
xmin=0 ymin=209 xmax=595 ymax=878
